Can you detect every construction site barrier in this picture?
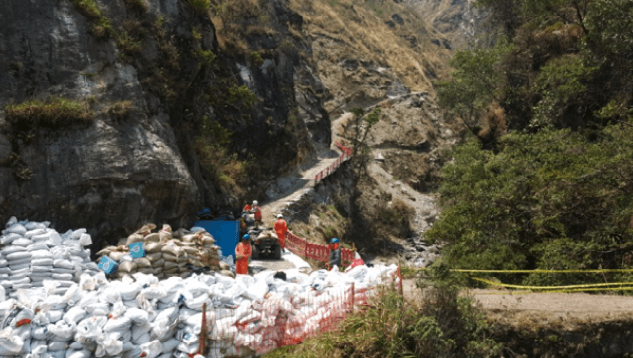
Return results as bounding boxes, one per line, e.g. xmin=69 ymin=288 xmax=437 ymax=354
xmin=314 ymin=142 xmax=352 ymax=184
xmin=286 ymin=232 xmax=355 ymax=267
xmin=190 ymin=267 xmax=402 ymax=357
xmin=409 ymin=267 xmax=633 ymax=293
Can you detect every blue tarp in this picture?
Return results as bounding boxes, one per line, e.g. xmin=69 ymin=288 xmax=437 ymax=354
xmin=194 ymin=220 xmax=239 ymax=259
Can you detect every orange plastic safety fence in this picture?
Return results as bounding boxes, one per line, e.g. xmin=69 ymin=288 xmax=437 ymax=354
xmin=202 ymin=269 xmax=401 ymax=357
xmin=315 ymin=142 xmax=352 ymax=183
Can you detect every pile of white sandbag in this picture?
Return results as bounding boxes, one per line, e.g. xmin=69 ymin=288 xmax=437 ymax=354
xmin=0 ymin=217 xmax=399 ymax=358
xmin=96 ymin=224 xmax=230 ymax=280
xmin=0 ymin=263 xmax=397 ymax=357
xmin=0 ymin=218 xmax=99 ymax=299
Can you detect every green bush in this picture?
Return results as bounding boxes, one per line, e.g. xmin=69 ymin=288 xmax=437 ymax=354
xmin=227 ymin=85 xmax=257 ymax=110
xmin=5 ymin=96 xmax=93 ymax=128
xmin=265 ymin=264 xmax=500 ymax=358
xmin=69 ymin=0 xmax=114 ymax=38
xmin=187 ymin=0 xmax=210 ymax=14
xmin=427 ymin=122 xmax=633 ymax=285
xmin=192 ymin=49 xmax=216 ymax=68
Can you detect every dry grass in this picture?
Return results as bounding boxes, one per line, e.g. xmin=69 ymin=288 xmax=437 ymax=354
xmin=287 ymin=0 xmax=451 ymax=93
xmin=5 ymin=97 xmax=93 ymax=128
xmin=108 ymin=100 xmax=135 ymax=118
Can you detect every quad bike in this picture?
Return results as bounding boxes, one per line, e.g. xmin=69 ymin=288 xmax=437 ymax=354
xmin=247 ymin=227 xmax=282 ymax=260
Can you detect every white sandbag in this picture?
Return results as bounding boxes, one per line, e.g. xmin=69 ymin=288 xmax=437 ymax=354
xmin=95 ymin=333 xmax=123 ymax=357
xmin=0 ymin=233 xmax=22 ymax=245
xmin=0 ymin=286 xmax=4 ymax=303
xmin=74 ymin=316 xmax=106 ymax=344
xmin=5 ymin=224 xmax=27 ymax=236
xmin=47 ymin=341 xmax=68 ymax=351
xmin=53 ymin=259 xmax=75 ymax=270
xmin=52 ymin=273 xmax=73 ymax=281
xmin=6 ymin=251 xmax=31 ymax=261
xmin=9 ymin=263 xmax=30 ymax=271
xmin=78 ymin=234 xmax=91 ymax=246
xmin=118 ymin=283 xmax=142 ymax=301
xmin=31 ymin=326 xmax=52 ymax=341
xmin=31 ymin=233 xmax=51 ymax=243
xmin=47 ymin=321 xmax=75 ymax=340
xmin=0 ymin=259 xmax=7 ymax=268
xmin=103 ymin=317 xmax=132 ymax=333
xmin=132 ymin=323 xmax=152 ymax=342
xmin=11 ymin=277 xmax=30 ymax=285
xmin=47 ymin=310 xmax=64 ymax=323
xmin=30 ymin=250 xmax=52 ymax=259
xmin=0 ymin=327 xmax=24 ymax=355
xmin=124 ymin=308 xmax=149 ymax=325
xmin=11 ymin=238 xmax=33 ymax=246
xmin=31 ymin=266 xmax=52 ymax=273
xmin=66 ymin=349 xmax=91 ymax=358
xmin=63 ymin=307 xmax=87 ymax=325
xmin=30 ymin=339 xmax=48 ymax=356
xmin=26 ymin=242 xmax=50 ymax=252
xmin=24 ymin=229 xmax=46 ymax=239
xmin=140 ymin=340 xmax=163 ymax=358
xmin=48 ymin=231 xmax=63 ymax=246
xmin=85 ymin=303 xmax=109 ymax=315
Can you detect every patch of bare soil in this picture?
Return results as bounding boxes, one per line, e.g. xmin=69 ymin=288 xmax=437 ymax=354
xmin=403 ymin=279 xmax=633 ymax=324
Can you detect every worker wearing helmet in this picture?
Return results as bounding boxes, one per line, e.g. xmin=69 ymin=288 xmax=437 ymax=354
xmin=251 ymin=200 xmax=262 ymax=224
xmin=328 ymin=238 xmax=341 ymax=270
xmin=273 ymin=213 xmax=288 ymax=251
xmin=235 ymin=234 xmax=252 ymax=275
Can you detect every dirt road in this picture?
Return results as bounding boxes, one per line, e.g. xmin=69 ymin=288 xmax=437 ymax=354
xmin=403 ymin=279 xmax=633 ymax=322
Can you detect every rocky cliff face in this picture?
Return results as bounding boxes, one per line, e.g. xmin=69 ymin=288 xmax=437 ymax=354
xmin=0 ymin=0 xmax=330 ymax=248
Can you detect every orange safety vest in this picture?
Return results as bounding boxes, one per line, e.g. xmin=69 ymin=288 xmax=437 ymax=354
xmin=274 ymin=219 xmax=288 ymax=239
xmin=235 ymin=242 xmax=252 ymax=275
xmin=243 ymin=204 xmax=251 ymax=212
xmin=253 ymin=206 xmax=262 ymax=221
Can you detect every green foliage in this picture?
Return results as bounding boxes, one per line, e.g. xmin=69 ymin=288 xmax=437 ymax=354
xmin=108 ymin=100 xmax=135 ymax=118
xmin=192 ymin=49 xmax=216 ymax=68
xmin=69 ymin=0 xmax=115 ymax=38
xmin=227 ymin=85 xmax=257 ymax=110
xmin=116 ymin=31 xmax=142 ymax=56
xmin=427 ymin=123 xmax=633 ymax=285
xmin=437 ymin=39 xmax=513 ymax=132
xmin=266 ymin=267 xmax=500 ymax=358
xmin=586 ymin=0 xmax=633 ymax=58
xmin=531 ymin=54 xmax=597 ymax=128
xmin=5 ymin=96 xmax=93 ymax=128
xmin=248 ymin=51 xmax=264 ymax=65
xmin=199 ymin=116 xmax=233 ymax=147
xmin=122 ymin=0 xmax=148 ymax=11
xmin=187 ymin=0 xmax=210 ymax=14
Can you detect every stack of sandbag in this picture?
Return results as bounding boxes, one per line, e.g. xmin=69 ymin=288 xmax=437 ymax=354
xmin=0 ymin=217 xmax=99 ymax=299
xmin=0 ymin=248 xmax=398 ymax=358
xmin=96 ymin=224 xmax=225 ymax=280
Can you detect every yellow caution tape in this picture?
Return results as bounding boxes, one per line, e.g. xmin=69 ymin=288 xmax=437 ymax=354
xmin=453 ymin=268 xmax=633 ymax=274
xmin=471 ymin=277 xmax=633 ymax=291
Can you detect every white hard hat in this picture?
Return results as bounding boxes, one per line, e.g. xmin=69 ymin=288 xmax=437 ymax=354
xmin=253 ymin=200 xmax=258 ymax=206
xmin=277 ymin=214 xmax=283 ymax=219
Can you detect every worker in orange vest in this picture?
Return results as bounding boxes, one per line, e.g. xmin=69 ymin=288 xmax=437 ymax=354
xmin=243 ymin=202 xmax=251 ymax=212
xmin=235 ymin=234 xmax=252 ymax=275
xmin=273 ymin=213 xmax=288 ymax=251
xmin=251 ymin=200 xmax=262 ymax=224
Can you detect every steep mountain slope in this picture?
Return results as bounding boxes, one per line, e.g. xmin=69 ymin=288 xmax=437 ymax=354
xmin=0 ymin=0 xmax=458 ymax=258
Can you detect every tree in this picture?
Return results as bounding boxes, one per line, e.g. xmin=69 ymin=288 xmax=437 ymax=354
xmin=436 ymin=40 xmax=512 ymax=134
xmin=475 ymin=0 xmax=592 ymax=34
xmin=349 ymin=107 xmax=381 ymax=181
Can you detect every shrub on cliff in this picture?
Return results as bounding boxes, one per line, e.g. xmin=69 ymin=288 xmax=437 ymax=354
xmin=5 ymin=96 xmax=93 ymax=129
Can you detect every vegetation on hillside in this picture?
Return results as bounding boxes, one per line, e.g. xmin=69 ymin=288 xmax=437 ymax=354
xmin=431 ymin=0 xmax=633 ymax=286
xmin=266 ymin=266 xmax=501 ymax=358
